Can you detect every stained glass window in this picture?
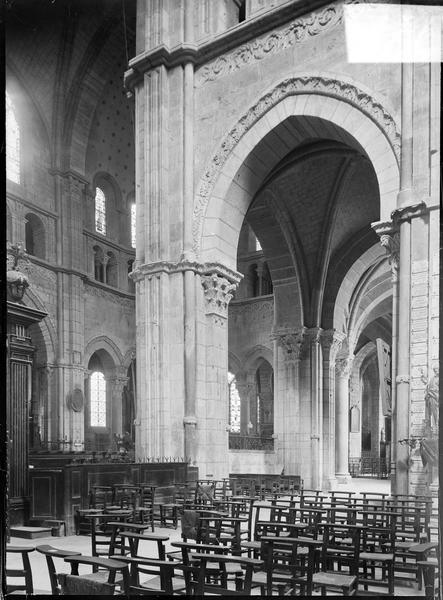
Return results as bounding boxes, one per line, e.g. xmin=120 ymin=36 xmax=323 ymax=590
xmin=95 ymin=187 xmax=106 ymax=235
xmin=131 ymin=203 xmax=136 ymax=248
xmin=228 ymin=371 xmax=241 ymax=433
xmin=6 ymin=92 xmax=20 ymax=184
xmin=90 ymin=371 xmax=106 ymax=427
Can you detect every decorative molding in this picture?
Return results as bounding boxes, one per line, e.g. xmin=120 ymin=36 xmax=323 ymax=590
xmin=271 ymin=327 xmax=305 ymax=361
xmin=320 ymin=329 xmax=346 ymax=362
xmin=27 ymin=262 xmax=57 ymax=290
xmin=201 ymin=273 xmax=237 ymax=318
xmin=84 ymin=282 xmax=135 ymax=310
xmin=396 ymin=374 xmax=410 ymax=384
xmin=197 ymin=2 xmax=343 ymax=85
xmin=336 ymin=356 xmax=353 ymax=377
xmin=391 ymin=201 xmax=428 ymax=224
xmin=230 ymin=297 xmax=273 ymax=321
xmin=131 ymin=259 xmax=243 ymax=285
xmin=379 ymin=231 xmax=400 ymax=282
xmin=193 ymin=76 xmax=401 ymax=254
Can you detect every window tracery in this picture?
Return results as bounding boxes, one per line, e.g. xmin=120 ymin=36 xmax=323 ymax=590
xmin=228 ymin=371 xmax=241 ymax=433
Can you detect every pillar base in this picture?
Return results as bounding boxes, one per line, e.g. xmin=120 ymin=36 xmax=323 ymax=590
xmin=334 ymin=473 xmax=352 ymax=486
xmin=325 ymin=477 xmax=338 ymax=492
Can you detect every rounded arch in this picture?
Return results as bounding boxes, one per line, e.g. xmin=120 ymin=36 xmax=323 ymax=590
xmin=84 ymin=335 xmax=124 ymax=369
xmin=333 ymin=243 xmax=387 ymax=335
xmin=349 ymin=290 xmax=393 ymax=355
xmin=24 ymin=287 xmax=57 ymax=363
xmin=196 ymin=74 xmax=400 ymax=268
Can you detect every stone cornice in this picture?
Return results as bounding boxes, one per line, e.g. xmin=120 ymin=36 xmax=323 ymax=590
xmin=7 ymin=191 xmax=59 ymax=220
xmin=131 ymin=260 xmax=243 ymax=285
xmin=391 ymin=201 xmax=428 ymax=224
xmin=83 ymin=228 xmax=136 ymax=256
xmin=48 ymin=168 xmax=90 ymax=186
xmin=124 ymin=0 xmax=340 ymax=91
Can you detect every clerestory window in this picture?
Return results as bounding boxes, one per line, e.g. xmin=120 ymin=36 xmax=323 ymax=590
xmin=6 ymin=91 xmax=20 ymax=184
xmin=95 ymin=187 xmax=106 ymax=235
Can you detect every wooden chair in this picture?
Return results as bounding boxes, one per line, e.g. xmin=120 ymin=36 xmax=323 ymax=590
xmin=114 ymin=555 xmax=187 ymax=594
xmin=36 ymin=544 xmax=82 ymax=595
xmin=358 ymin=509 xmax=398 ymax=595
xmin=6 ymin=545 xmax=35 ymax=594
xmin=312 ymin=522 xmax=362 ymax=596
xmin=89 ymin=512 xmax=132 ymax=563
xmin=107 ymin=521 xmax=151 ymax=556
xmin=116 ymin=530 xmax=169 ymax=560
xmin=252 ymin=535 xmax=322 ymax=595
xmin=134 ymin=485 xmax=155 ymax=531
xmin=63 ymin=554 xmax=131 ymax=595
xmin=407 ymin=540 xmax=439 ymax=597
xmin=58 ymin=573 xmax=116 ymax=595
xmin=187 ymin=552 xmax=263 ymax=595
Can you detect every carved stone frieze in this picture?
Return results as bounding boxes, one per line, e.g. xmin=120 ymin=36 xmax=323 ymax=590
xmin=84 ymin=283 xmax=135 ymax=311
xmin=229 ymin=298 xmax=273 ymax=322
xmin=197 ymin=2 xmax=343 ymax=84
xmin=193 ymin=76 xmax=400 ymax=254
xmin=27 ymin=262 xmax=57 ymax=289
xmin=201 ymin=273 xmax=237 ymax=318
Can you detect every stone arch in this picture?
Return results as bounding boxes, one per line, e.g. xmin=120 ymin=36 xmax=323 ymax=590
xmin=243 ymin=345 xmax=274 ymax=372
xmin=123 ymin=347 xmax=137 ymax=370
xmin=84 ymin=335 xmax=125 ymax=369
xmin=24 ymin=288 xmax=57 ymax=364
xmin=349 ymin=290 xmax=393 ymax=355
xmin=332 ymin=243 xmax=388 ymax=335
xmin=196 ymin=74 xmax=400 ymax=267
xmin=228 ymin=351 xmax=242 ymax=375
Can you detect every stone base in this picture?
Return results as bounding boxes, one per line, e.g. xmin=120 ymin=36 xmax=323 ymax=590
xmin=325 ymin=477 xmax=338 ymax=491
xmin=334 ymin=473 xmax=352 ymax=486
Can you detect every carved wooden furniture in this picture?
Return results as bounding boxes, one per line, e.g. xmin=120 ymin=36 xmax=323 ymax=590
xmin=63 ymin=554 xmax=130 ymax=595
xmin=6 ymin=545 xmax=35 ymax=594
xmin=36 ymin=544 xmax=82 ymax=595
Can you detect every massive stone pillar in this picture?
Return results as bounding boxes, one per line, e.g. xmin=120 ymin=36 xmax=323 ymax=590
xmin=320 ymin=330 xmax=345 ymax=489
xmin=110 ymin=372 xmax=129 ymax=439
xmin=335 ymin=356 xmax=353 ymax=483
xmin=304 ymin=328 xmax=323 ymax=490
xmin=272 ymin=329 xmax=304 ymax=481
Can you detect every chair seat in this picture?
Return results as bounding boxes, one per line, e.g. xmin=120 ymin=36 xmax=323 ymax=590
xmin=80 ymin=571 xmax=124 ymax=584
xmin=140 ymin=575 xmax=186 ymax=592
xmin=313 ymin=571 xmax=356 ymax=588
xmin=360 ymin=552 xmax=394 ymax=562
xmin=241 ymin=541 xmax=260 ymax=549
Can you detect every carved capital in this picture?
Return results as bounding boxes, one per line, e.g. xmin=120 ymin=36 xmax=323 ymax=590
xmin=336 ymin=356 xmax=353 ymax=378
xmin=201 ymin=273 xmax=236 ymax=318
xmin=372 ymin=220 xmax=400 ymax=283
xmin=271 ymin=328 xmax=305 ymax=362
xmin=320 ymin=330 xmax=346 ymax=363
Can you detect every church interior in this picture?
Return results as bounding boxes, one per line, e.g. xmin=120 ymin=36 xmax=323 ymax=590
xmin=4 ymin=0 xmax=440 ymax=595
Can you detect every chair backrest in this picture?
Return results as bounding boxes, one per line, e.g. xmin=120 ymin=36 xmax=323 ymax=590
xmin=318 ymin=523 xmax=362 ymax=576
xmin=260 ymin=535 xmax=321 ymax=595
xmin=191 ymin=553 xmax=263 ymax=595
xmin=359 ymin=509 xmax=397 ymax=551
xmin=195 ymin=482 xmax=216 ymax=505
xmin=115 ymin=556 xmax=176 ymax=595
xmin=64 ymin=555 xmax=130 ymax=595
xmin=58 ymin=573 xmax=115 ymax=595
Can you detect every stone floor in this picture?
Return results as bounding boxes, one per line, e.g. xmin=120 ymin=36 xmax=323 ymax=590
xmin=6 ymin=478 xmax=434 ymax=596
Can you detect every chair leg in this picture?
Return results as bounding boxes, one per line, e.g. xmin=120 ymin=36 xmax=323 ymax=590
xmin=22 ymin=552 xmax=34 ymax=594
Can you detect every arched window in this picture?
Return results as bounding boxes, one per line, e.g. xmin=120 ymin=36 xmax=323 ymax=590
xmin=105 ymin=251 xmax=118 ymax=287
xmin=228 ymin=371 xmax=241 ymax=433
xmin=90 ymin=371 xmax=106 ymax=427
xmin=131 ymin=203 xmax=136 ymax=248
xmin=6 ymin=91 xmax=20 ymax=184
xmin=95 ymin=187 xmax=106 ymax=235
xmin=93 ymin=245 xmax=105 ymax=282
xmin=25 ymin=213 xmax=46 ymax=259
